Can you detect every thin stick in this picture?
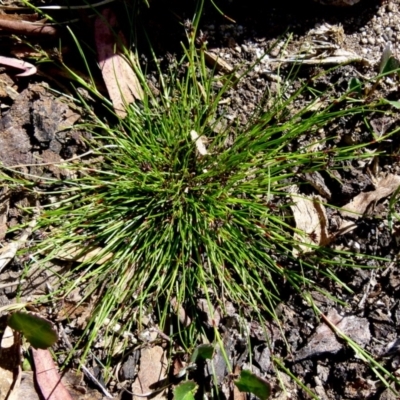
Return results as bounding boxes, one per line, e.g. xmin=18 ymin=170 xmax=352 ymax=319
xmin=59 ymin=326 xmax=113 ymax=398
xmin=5 ymin=145 xmax=118 ymax=169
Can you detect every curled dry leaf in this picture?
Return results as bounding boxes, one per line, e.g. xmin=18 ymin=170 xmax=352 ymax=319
xmin=340 ymin=174 xmax=400 ymax=219
xmin=338 ymin=174 xmax=400 ymax=235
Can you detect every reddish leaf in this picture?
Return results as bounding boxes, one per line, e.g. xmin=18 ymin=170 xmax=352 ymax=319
xmin=94 ymin=8 xmax=144 ymax=118
xmin=31 ymin=348 xmax=73 ymax=400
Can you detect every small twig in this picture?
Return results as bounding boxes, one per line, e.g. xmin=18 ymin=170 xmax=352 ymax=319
xmin=80 ymin=365 xmax=113 ymax=398
xmin=358 ymin=269 xmax=376 ymax=309
xmin=149 ymin=326 xmax=172 ymax=342
xmin=6 ymin=149 xmax=95 ymax=169
xmin=0 ymin=280 xmax=25 ymax=289
xmin=5 ymin=146 xmax=118 ymax=169
xmin=59 ymin=326 xmax=113 ymax=398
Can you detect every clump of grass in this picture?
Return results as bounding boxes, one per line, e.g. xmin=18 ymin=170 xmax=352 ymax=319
xmin=16 ymin=7 xmax=393 ymax=375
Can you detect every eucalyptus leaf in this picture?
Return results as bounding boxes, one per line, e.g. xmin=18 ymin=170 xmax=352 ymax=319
xmin=347 ymin=77 xmax=362 ymax=96
xmin=190 ymin=344 xmax=214 ymax=363
xmin=234 ymin=369 xmax=271 ymax=400
xmin=379 ymin=44 xmax=400 ymax=75
xmin=173 ymin=381 xmax=198 ymax=400
xmin=8 ymin=312 xmax=58 ymax=349
xmin=382 ymin=99 xmax=400 ymax=109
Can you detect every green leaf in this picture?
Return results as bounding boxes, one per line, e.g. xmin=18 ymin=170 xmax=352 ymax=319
xmin=173 ymin=381 xmax=198 ymax=400
xmin=347 ymin=77 xmax=362 ymax=96
xmin=379 ymin=44 xmax=400 ymax=75
xmin=382 ymin=99 xmax=400 ymax=109
xmin=8 ymin=312 xmax=58 ymax=349
xmin=382 ymin=57 xmax=400 ymax=75
xmin=190 ymin=344 xmax=214 ymax=363
xmin=234 ymin=369 xmax=271 ymax=400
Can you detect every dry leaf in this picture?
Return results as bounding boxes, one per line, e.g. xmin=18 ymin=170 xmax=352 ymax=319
xmin=0 ymin=242 xmax=19 ymax=275
xmin=132 ymin=346 xmax=167 ymax=399
xmin=14 ymin=372 xmax=40 ymax=400
xmin=295 ymin=309 xmax=371 ymax=361
xmin=0 ymin=216 xmax=36 ymax=273
xmin=197 ymin=298 xmax=220 ymax=327
xmin=32 ymin=348 xmax=74 ymax=400
xmin=335 ymin=174 xmax=400 ymax=236
xmin=290 ymin=193 xmax=329 ymax=254
xmin=340 ymin=174 xmax=400 ymax=219
xmin=170 ymin=297 xmax=191 ymax=327
xmin=0 ymin=327 xmax=20 ymax=400
xmin=190 ymin=130 xmax=208 ymax=156
xmin=95 ymin=8 xmax=144 ymax=118
xmin=233 ymin=365 xmax=246 ymax=400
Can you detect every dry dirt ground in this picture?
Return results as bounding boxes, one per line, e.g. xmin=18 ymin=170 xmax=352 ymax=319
xmin=1 ymin=0 xmax=400 ymax=399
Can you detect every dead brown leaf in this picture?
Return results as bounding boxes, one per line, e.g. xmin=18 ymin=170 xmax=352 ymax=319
xmin=55 ymin=300 xmax=93 ymax=330
xmin=0 ymin=327 xmax=20 ymax=400
xmin=340 ymin=174 xmax=400 ymax=219
xmin=95 ymin=8 xmax=144 ymax=118
xmin=232 ymin=365 xmax=246 ymax=400
xmin=337 ymin=174 xmax=400 ymax=236
xmin=132 ymin=346 xmax=168 ymax=399
xmin=294 ymin=309 xmax=371 ymax=361
xmin=0 ymin=216 xmax=37 ymax=274
xmin=14 ymin=372 xmax=40 ymax=400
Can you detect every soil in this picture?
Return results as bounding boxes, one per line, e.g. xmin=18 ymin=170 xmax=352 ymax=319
xmin=0 ymin=0 xmax=400 ymax=399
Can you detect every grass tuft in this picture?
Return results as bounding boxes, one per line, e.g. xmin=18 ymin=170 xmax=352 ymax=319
xmin=12 ymin=10 xmax=396 ymax=388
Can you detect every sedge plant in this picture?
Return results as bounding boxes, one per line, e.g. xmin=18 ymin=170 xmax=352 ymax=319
xmin=4 ymin=2 xmax=398 ymax=393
